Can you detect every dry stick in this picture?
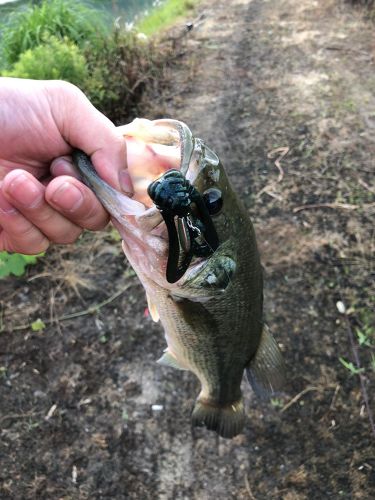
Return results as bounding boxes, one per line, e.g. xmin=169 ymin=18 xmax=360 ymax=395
xmin=3 ymin=284 xmax=131 ymax=333
xmin=358 ymin=177 xmax=375 ymax=194
xmin=0 ymin=411 xmax=42 ymax=424
xmin=256 ymin=147 xmax=289 ymax=200
xmin=341 ymin=307 xmax=375 ymax=440
xmin=280 ymin=386 xmax=320 ymax=413
xmin=335 ymin=268 xmax=375 ymax=440
xmin=244 ymin=475 xmax=257 ymax=500
xmin=329 ymin=384 xmax=341 ymax=411
xmin=293 ymin=202 xmax=359 ymax=213
xmin=267 ymin=147 xmax=289 ymax=183
xmin=293 ymin=202 xmax=375 ymax=213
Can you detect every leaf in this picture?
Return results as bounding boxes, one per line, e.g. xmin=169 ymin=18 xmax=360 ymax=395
xmin=0 ymin=252 xmax=42 ymax=278
xmin=356 ymin=328 xmax=372 ymax=347
xmin=339 ymin=357 xmax=364 ymax=376
xmin=31 ymin=318 xmax=46 ymax=332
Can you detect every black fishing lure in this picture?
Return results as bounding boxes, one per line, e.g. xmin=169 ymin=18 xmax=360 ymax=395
xmin=148 ymin=170 xmax=219 ymax=284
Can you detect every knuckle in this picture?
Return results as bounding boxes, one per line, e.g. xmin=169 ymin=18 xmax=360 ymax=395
xmin=80 ymin=203 xmax=109 ymax=230
xmin=50 ymin=228 xmax=81 ymax=245
xmin=18 ymin=234 xmax=49 ymax=254
xmin=34 ymin=209 xmax=56 ymax=226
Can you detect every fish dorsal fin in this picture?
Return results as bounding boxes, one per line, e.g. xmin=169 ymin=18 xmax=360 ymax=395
xmin=157 ymin=351 xmax=187 ymax=371
xmin=246 ymin=325 xmax=285 ymax=399
xmin=146 ymin=292 xmax=160 ymax=323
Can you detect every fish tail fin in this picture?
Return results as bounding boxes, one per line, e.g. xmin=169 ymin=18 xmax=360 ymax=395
xmin=246 ymin=325 xmax=285 ymax=399
xmin=191 ymin=398 xmax=245 ymax=439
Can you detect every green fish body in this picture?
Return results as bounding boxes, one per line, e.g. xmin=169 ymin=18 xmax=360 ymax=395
xmin=73 ymin=119 xmax=284 ymax=438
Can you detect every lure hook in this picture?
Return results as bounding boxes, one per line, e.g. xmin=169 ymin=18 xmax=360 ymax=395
xmin=148 ymin=170 xmax=219 ymax=283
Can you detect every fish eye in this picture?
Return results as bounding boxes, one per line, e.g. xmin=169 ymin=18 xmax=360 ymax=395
xmin=203 ymin=188 xmax=223 ymax=215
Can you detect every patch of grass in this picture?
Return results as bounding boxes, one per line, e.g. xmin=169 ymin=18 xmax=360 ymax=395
xmin=0 ymin=0 xmax=170 ymax=122
xmin=3 ymin=35 xmax=88 ymax=86
xmin=137 ymin=0 xmax=198 ymax=35
xmin=0 ymin=0 xmax=106 ymax=67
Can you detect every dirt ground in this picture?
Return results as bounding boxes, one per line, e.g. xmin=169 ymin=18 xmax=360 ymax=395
xmin=1 ymin=0 xmax=374 ymax=498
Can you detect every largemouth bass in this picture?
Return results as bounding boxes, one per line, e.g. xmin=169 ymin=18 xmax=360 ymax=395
xmin=73 ymin=119 xmax=284 ymax=439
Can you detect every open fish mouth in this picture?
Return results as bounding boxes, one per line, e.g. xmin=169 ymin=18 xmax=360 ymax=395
xmin=72 ymin=119 xmax=219 ymax=284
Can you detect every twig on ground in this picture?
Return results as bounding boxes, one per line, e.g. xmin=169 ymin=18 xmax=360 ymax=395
xmin=0 ymin=411 xmax=41 ymax=424
xmin=256 ymin=147 xmax=289 ymax=201
xmin=336 ymin=297 xmax=375 ymax=441
xmin=294 ymin=202 xmax=375 ymax=213
xmin=256 ymin=187 xmax=283 ymax=201
xmin=325 ymin=46 xmax=373 ymax=59
xmin=293 ymin=202 xmax=359 ymax=213
xmin=244 ymin=475 xmax=257 ymax=500
xmin=281 ymin=386 xmax=320 ymax=413
xmin=329 ymin=384 xmax=341 ymax=411
xmin=267 ymin=147 xmax=289 ymax=183
xmin=2 ymin=284 xmax=131 ymax=333
xmin=358 ymin=177 xmax=375 ymax=194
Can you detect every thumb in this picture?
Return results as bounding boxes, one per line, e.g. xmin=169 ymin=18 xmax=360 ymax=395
xmin=47 ymin=81 xmax=133 ymax=194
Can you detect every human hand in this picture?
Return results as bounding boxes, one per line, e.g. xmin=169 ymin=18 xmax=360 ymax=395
xmin=0 ymin=77 xmax=133 ymax=254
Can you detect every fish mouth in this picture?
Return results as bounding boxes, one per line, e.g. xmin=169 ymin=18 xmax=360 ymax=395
xmin=73 ymin=119 xmax=195 ymax=221
xmin=71 ymin=120 xmax=193 ymax=280
xmin=72 ymin=119 xmax=218 ymax=285
xmin=118 ymin=118 xmax=195 ymax=210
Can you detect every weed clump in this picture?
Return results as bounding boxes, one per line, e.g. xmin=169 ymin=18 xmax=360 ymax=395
xmin=3 ymin=36 xmax=88 ymax=86
xmin=84 ymin=29 xmax=164 ymax=123
xmin=0 ymin=0 xmax=169 ymax=122
xmin=0 ymin=0 xmax=106 ymax=67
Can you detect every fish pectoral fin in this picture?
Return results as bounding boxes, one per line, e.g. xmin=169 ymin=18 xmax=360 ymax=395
xmin=181 ymin=255 xmax=236 ymax=294
xmin=146 ymin=292 xmax=160 ymax=323
xmin=246 ymin=325 xmax=286 ymax=399
xmin=157 ymin=350 xmax=187 ymax=371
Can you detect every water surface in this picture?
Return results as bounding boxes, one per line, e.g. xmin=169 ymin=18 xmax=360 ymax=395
xmin=0 ymin=0 xmax=158 ymax=23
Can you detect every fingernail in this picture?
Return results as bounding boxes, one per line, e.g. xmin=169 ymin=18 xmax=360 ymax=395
xmin=119 ymin=170 xmax=134 ymax=196
xmin=51 ymin=182 xmax=84 ymax=212
xmin=0 ymin=195 xmax=18 ymax=215
xmin=7 ymin=174 xmax=43 ymax=208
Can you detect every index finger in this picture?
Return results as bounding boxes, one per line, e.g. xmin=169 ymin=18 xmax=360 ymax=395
xmin=45 ymin=81 xmax=133 ymax=194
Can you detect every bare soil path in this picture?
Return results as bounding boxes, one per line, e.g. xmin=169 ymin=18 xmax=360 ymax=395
xmin=1 ymin=0 xmax=374 ymax=498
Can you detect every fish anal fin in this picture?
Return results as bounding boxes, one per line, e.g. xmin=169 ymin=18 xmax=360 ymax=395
xmin=157 ymin=350 xmax=187 ymax=371
xmin=191 ymin=398 xmax=245 ymax=439
xmin=246 ymin=325 xmax=285 ymax=399
xmin=146 ymin=292 xmax=160 ymax=322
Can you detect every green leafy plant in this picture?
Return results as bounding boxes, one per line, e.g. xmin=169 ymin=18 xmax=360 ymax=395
xmin=0 ymin=252 xmax=41 ymax=278
xmin=0 ymin=0 xmax=106 ymax=67
xmin=270 ymin=398 xmax=284 ymax=409
xmin=3 ymin=35 xmax=88 ymax=86
xmin=339 ymin=357 xmax=365 ymax=376
xmin=356 ymin=326 xmax=373 ymax=347
xmin=31 ymin=318 xmax=46 ymax=332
